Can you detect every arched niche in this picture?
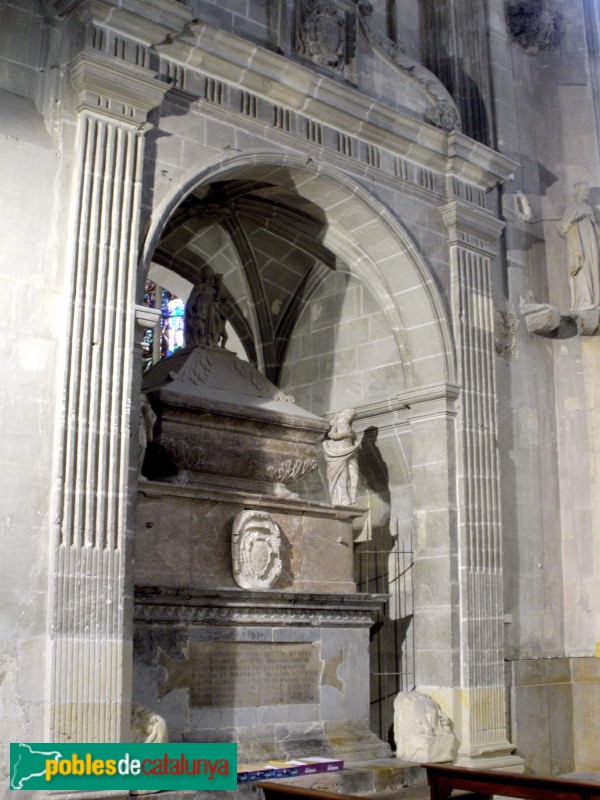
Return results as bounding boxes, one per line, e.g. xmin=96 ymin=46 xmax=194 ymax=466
xmin=137 ymin=153 xmax=459 ymax=742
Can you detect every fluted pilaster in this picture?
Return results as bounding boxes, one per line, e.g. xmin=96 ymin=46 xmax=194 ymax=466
xmin=47 ymin=47 xmax=167 ymax=742
xmin=441 ymin=200 xmax=522 ymax=768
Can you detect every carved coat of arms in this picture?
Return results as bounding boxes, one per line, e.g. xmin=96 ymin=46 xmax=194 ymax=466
xmin=295 ymin=0 xmax=347 ymax=73
xmin=231 ymin=510 xmax=283 ymax=590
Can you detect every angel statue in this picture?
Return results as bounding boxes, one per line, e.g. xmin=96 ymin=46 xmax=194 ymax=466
xmin=323 ymin=408 xmax=360 ymax=506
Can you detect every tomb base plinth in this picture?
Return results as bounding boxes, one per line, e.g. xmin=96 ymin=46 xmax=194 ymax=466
xmin=133 ymin=586 xmax=391 ymax=762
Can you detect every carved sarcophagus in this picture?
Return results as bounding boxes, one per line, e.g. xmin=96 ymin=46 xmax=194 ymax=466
xmin=142 ymin=345 xmax=329 ymax=494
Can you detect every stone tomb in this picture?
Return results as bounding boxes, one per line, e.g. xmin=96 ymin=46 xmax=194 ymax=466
xmin=133 ymin=345 xmax=390 ymax=762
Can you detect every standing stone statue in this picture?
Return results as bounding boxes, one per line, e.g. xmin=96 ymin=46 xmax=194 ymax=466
xmin=323 ymin=408 xmax=360 ymax=506
xmin=560 ymin=182 xmax=600 ymax=311
xmin=208 ymin=273 xmax=230 ymax=348
xmin=139 ymin=393 xmax=157 ymax=479
xmin=394 ymin=691 xmax=455 ymax=763
xmin=184 ymin=266 xmax=232 ymax=348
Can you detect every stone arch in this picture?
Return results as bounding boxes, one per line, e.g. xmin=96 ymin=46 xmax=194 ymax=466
xmin=140 ymin=153 xmax=456 ymax=390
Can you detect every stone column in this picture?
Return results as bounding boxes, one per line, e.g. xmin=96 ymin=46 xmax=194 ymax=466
xmin=440 ymin=200 xmax=522 ymax=769
xmin=47 ymin=48 xmax=167 ymax=741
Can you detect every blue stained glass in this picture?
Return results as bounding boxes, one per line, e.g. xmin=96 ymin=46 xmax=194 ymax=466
xmin=142 ymin=280 xmax=185 ymax=368
xmin=163 ymin=295 xmax=185 ymax=357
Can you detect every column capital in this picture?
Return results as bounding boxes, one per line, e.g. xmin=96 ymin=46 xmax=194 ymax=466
xmin=69 ymin=50 xmax=168 ymax=124
xmin=441 ymin=199 xmax=505 ymax=254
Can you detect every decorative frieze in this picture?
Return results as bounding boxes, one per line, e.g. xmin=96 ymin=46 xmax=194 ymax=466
xmin=134 ymin=586 xmax=385 ymax=628
xmin=205 ymin=77 xmax=225 ymax=105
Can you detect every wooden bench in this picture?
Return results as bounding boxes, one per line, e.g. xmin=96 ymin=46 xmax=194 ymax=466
xmin=424 ymin=764 xmax=600 ymax=800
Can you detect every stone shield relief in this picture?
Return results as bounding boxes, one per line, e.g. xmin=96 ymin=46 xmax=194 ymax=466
xmin=232 ymin=511 xmax=283 ymax=590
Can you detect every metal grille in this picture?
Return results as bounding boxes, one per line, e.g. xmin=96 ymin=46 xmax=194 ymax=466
xmin=355 ymin=527 xmax=415 ymax=746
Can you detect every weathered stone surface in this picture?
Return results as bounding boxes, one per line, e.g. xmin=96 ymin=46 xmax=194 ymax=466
xmin=522 ymin=303 xmax=561 ymax=334
xmin=143 ymin=344 xmax=328 ymax=493
xmin=135 ymin=482 xmax=358 ymax=592
xmin=159 ymin=642 xmax=321 ymax=708
xmin=5 ymin=0 xmax=600 ymax=780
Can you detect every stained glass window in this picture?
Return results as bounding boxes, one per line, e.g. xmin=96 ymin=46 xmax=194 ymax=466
xmin=143 ymin=280 xmax=185 ymax=370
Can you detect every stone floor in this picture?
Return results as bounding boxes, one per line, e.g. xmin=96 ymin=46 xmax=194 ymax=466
xmin=140 ymin=759 xmax=429 ymax=800
xmin=269 ymin=759 xmax=427 ymax=797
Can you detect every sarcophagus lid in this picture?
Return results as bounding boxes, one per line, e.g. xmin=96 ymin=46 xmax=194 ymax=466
xmin=142 ymin=345 xmax=329 ymax=494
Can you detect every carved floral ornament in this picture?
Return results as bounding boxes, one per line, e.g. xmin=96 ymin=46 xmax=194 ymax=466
xmin=231 ymin=511 xmax=283 ymax=590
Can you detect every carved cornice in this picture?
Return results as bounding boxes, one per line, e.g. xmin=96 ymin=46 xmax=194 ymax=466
xmin=69 ymin=50 xmax=169 ymax=123
xmin=154 ymin=20 xmax=517 ymax=192
xmin=441 ymin=199 xmax=506 ymax=252
xmin=134 ymin=586 xmax=387 ymax=627
xmin=54 ymin=0 xmax=192 ymax=32
xmin=447 ymin=131 xmax=519 ymax=190
xmin=398 ymin=382 xmax=460 ymax=421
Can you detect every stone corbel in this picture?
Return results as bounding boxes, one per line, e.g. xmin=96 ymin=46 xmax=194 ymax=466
xmin=574 ymin=308 xmax=600 ymax=336
xmin=521 ymin=302 xmax=561 ymax=335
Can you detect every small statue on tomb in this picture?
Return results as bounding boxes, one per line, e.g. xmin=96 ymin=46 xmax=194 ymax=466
xmin=560 ymin=182 xmax=600 ymax=311
xmin=323 ymin=408 xmax=360 ymax=506
xmin=138 ymin=393 xmax=157 ymax=479
xmin=184 ymin=267 xmax=232 ymax=348
xmin=208 ymin=273 xmax=231 ymax=348
xmin=131 ymin=704 xmax=168 ymax=743
xmin=394 ymin=691 xmax=455 ymax=763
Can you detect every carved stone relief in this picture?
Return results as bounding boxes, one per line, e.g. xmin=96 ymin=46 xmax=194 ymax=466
xmin=494 ymin=310 xmax=518 ymax=360
xmin=131 ymin=705 xmax=168 ymax=743
xmin=394 ymin=691 xmax=455 ymax=763
xmin=232 ymin=510 xmax=283 ymax=590
xmin=507 ymin=0 xmax=563 ymax=53
xmin=294 ymin=0 xmax=355 ymax=80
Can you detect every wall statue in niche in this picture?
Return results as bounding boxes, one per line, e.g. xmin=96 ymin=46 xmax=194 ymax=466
xmin=394 ymin=691 xmax=455 ymax=763
xmin=323 ymin=408 xmax=360 ymax=506
xmin=560 ymin=182 xmax=600 ymax=312
xmin=184 ymin=266 xmax=232 ymax=349
xmin=232 ymin=510 xmax=283 ymax=590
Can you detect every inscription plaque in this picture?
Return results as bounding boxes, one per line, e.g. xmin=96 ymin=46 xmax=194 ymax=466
xmin=160 ymin=642 xmax=321 ymax=707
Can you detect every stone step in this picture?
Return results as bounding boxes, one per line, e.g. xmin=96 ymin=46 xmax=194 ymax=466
xmin=268 ymin=759 xmax=427 ymax=797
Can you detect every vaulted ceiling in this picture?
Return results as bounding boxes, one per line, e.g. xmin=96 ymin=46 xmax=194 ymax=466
xmin=153 ymin=180 xmax=344 ymax=383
